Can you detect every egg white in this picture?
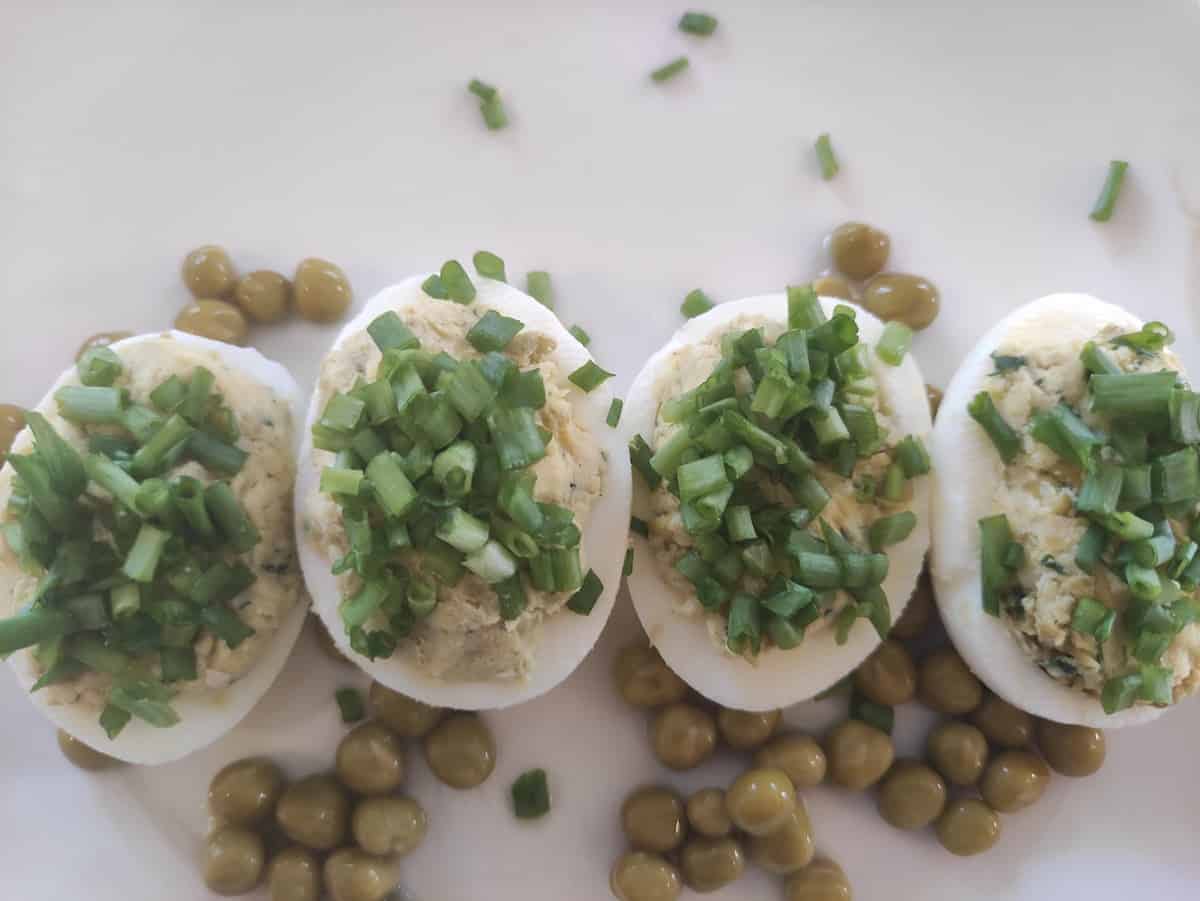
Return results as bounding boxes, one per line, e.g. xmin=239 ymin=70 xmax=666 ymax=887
xmin=0 ymin=331 xmax=308 ymax=764
xmin=622 ymin=294 xmax=932 ymax=712
xmin=297 ymin=275 xmax=632 ymax=711
xmin=930 ymin=293 xmax=1167 ymax=728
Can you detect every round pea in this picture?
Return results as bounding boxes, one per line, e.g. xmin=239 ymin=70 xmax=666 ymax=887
xmin=323 ymin=848 xmax=400 ymax=901
xmin=56 ymin=730 xmax=122 ymax=771
xmin=650 ymin=703 xmax=717 ymax=771
xmin=275 ymin=774 xmax=350 ymax=851
xmin=927 ymin=721 xmax=989 ymax=786
xmin=876 ymin=760 xmax=946 ymax=830
xmin=621 ymin=786 xmax=687 ymax=853
xmin=368 ymin=681 xmax=443 ymax=737
xmin=209 ymin=757 xmax=285 ymax=825
xmin=936 ymin=799 xmax=1001 ymax=856
xmin=610 ymin=852 xmax=682 ymax=901
xmin=352 ymin=796 xmax=427 ymax=857
xmin=829 ymin=222 xmax=891 ymax=280
xmin=825 ymin=720 xmax=894 ymax=791
xmin=717 ymin=707 xmax=781 ymax=750
xmin=614 ymin=643 xmax=688 ymax=708
xmin=980 ymin=750 xmax=1050 ymax=813
xmin=926 ymin=384 xmax=943 ymax=420
xmin=681 ymin=837 xmax=746 ymax=892
xmin=918 ymin=648 xmax=982 ymax=715
xmin=1036 ymin=720 xmax=1106 ymax=777
xmin=182 ymin=245 xmax=237 ymax=299
xmin=784 ymin=857 xmax=852 ymax=901
xmin=175 ymin=299 xmax=249 ymax=346
xmin=725 ymin=767 xmax=797 ymax=836
xmin=811 ymin=275 xmax=855 ymax=301
xmin=749 ymin=805 xmax=815 ymax=875
xmin=75 ymin=331 xmax=132 ymax=362
xmin=0 ymin=403 xmax=25 ymax=466
xmin=294 ymin=257 xmax=352 ymax=323
xmin=971 ymin=694 xmax=1034 ymax=749
xmin=891 ymin=570 xmax=934 ymax=641
xmin=268 ymin=846 xmax=320 ymax=901
xmin=685 ymin=788 xmax=732 ymax=838
xmin=754 ymin=734 xmax=827 ymax=788
xmin=423 ymin=713 xmax=496 ymax=789
xmin=862 ymin=274 xmax=940 ymax=330
xmin=853 ymin=639 xmax=917 ymax=707
xmin=203 ymin=826 xmax=265 ymax=896
xmin=234 ymin=270 xmax=292 ymax=323
xmin=335 ymin=721 xmax=405 ymax=796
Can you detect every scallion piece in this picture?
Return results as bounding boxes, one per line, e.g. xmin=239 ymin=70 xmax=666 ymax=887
xmin=566 ymin=569 xmax=603 ymax=615
xmin=566 ymin=361 xmax=612 ymax=396
xmin=681 ymin=289 xmax=714 ymax=318
xmin=320 ymin=467 xmax=364 ymax=497
xmin=525 ymin=271 xmax=553 ymax=308
xmin=71 ymin=637 xmax=131 ymax=679
xmin=495 ymin=574 xmax=527 ymax=621
xmin=1097 ymin=510 xmax=1153 ymax=541
xmin=488 ymin=407 xmax=546 ymax=471
xmin=187 ymin=430 xmax=248 ymax=476
xmin=1101 ymin=671 xmax=1142 ymax=714
xmin=149 ymin=375 xmax=187 ymax=412
xmin=437 ymin=508 xmax=490 ymax=554
xmin=786 ymin=284 xmax=824 ymax=330
xmin=55 ymin=385 xmax=127 ymax=425
xmin=678 ymin=454 xmax=729 ymax=502
xmin=1125 ymin=562 xmax=1162 ymax=600
xmin=464 ymin=540 xmax=518 ymax=584
xmin=77 ymin=346 xmax=123 ymax=387
xmin=567 ymin=324 xmax=591 ymax=347
xmin=421 ymin=274 xmax=448 ymax=299
xmin=651 ymin=56 xmax=690 ymax=83
xmin=1152 ymin=447 xmax=1199 ymax=504
xmin=868 ymin=512 xmax=917 ymax=551
xmin=1029 ymin=404 xmax=1104 ymax=470
xmin=1114 ymin=321 xmax=1173 ymax=354
xmin=99 ymin=704 xmax=131 ymax=738
xmin=1090 ymin=371 xmax=1176 ymax=420
xmin=726 ymin=592 xmax=761 ymax=654
xmin=979 ymin=514 xmax=1014 ymax=616
xmin=629 ymin=434 xmax=662 ymax=489
xmin=122 ymin=523 xmax=169 ymax=583
xmin=367 ymin=311 xmax=420 ymax=352
xmin=679 ymin=11 xmax=718 ymax=35
xmin=472 ymin=250 xmax=507 ymax=282
xmin=467 ymin=310 xmax=524 ymax=352
xmin=205 ymin=481 xmax=261 ymax=552
xmin=1074 ymin=522 xmax=1108 ymax=573
xmin=0 ymin=606 xmax=73 ymax=656
xmin=1089 ymin=160 xmax=1128 ymax=222
xmin=511 ymin=768 xmax=551 ymax=819
xmin=1080 ymin=341 xmax=1120 ymax=375
xmin=549 ymin=547 xmax=584 ymax=592
xmin=791 ymin=552 xmax=842 ymax=589
xmin=600 ymin=397 xmax=624 ymax=429
xmin=1070 ymin=596 xmax=1112 ymax=637
xmin=363 ymin=452 xmax=417 ymax=520
xmin=432 ymin=441 xmax=477 ymax=497
xmin=180 ymin=367 xmax=214 ymax=425
xmin=480 ymin=96 xmax=508 ymax=130
xmin=814 ymin=133 xmax=838 ymax=180
xmin=894 ymin=435 xmax=931 ymax=477
xmin=335 ymin=687 xmax=365 ymax=723
xmin=850 ymin=692 xmax=894 ymax=735
xmin=968 ymin=392 xmax=1021 ymax=462
xmin=439 ymin=259 xmax=476 ymax=303
xmin=1076 ymin=463 xmax=1123 ymax=516
xmin=24 ymin=412 xmax=86 ymax=499
xmin=875 ymin=322 xmax=913 ymax=366
xmin=724 ymin=505 xmax=756 ymax=543
xmin=468 ymin=79 xmax=497 ymax=101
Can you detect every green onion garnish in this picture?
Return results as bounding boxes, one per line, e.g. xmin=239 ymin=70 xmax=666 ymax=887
xmin=1076 ymin=463 xmax=1123 ymax=516
xmin=439 ymin=260 xmax=476 ymax=303
xmin=1114 ymin=322 xmax=1173 ymax=354
xmin=335 ymin=688 xmax=365 ymax=723
xmin=1029 ymin=404 xmax=1103 ymax=470
xmin=77 ymin=347 xmax=123 ymax=387
xmin=568 ymin=324 xmax=591 ymax=346
xmin=678 ymin=11 xmax=718 ymax=35
xmin=480 ymin=97 xmax=508 ymax=130
xmin=525 ymin=271 xmax=554 ymax=308
xmin=566 ymin=569 xmax=603 ymax=615
xmin=468 ymin=79 xmax=497 ymax=102
xmin=1089 ymin=160 xmax=1128 ymax=222
xmin=681 ymin=289 xmax=715 ymax=318
xmin=868 ymin=512 xmax=916 ymax=551
xmin=814 ymin=133 xmax=839 ymax=180
xmin=967 ymin=391 xmax=1021 ymax=462
xmin=1101 ymin=671 xmax=1142 ymax=714
xmin=568 ymin=361 xmax=613 ymax=393
xmin=472 ymin=250 xmax=507 ymax=282
xmin=511 ymin=768 xmax=551 ymax=819
xmin=606 ymin=398 xmax=624 ymax=428
xmin=1089 ymin=371 xmax=1176 ymax=420
xmin=979 ymin=514 xmax=1015 ymax=616
xmin=467 ymin=310 xmax=524 ymax=353
xmin=368 ymin=311 xmax=421 ymax=352
xmin=651 ymin=56 xmax=690 ymax=83
xmin=875 ymin=322 xmax=913 ymax=366
xmin=422 ymin=274 xmax=449 ymax=299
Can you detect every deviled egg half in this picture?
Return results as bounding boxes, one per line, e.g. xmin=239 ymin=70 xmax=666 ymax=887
xmin=0 ymin=332 xmax=305 ymax=764
xmin=297 ymin=270 xmax=630 ymax=710
xmin=623 ymin=288 xmax=933 ymax=711
xmin=931 ymin=294 xmax=1200 ymax=728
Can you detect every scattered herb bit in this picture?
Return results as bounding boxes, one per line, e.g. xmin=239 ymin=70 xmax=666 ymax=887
xmin=472 ymin=250 xmax=507 ymax=282
xmin=468 ymin=79 xmax=497 ymax=102
xmin=681 ymin=289 xmax=714 ymax=319
xmin=335 ymin=687 xmax=365 ymax=723
xmin=990 ymin=353 xmax=1026 ymax=375
xmin=568 ymin=361 xmax=613 ymax=393
xmin=876 ymin=322 xmax=912 ymax=366
xmin=439 ymin=260 xmax=476 ymax=303
xmin=568 ymin=324 xmax=591 ymax=346
xmin=1040 ymin=555 xmax=1068 ymax=575
xmin=623 ymin=547 xmax=634 ymax=577
xmin=1113 ymin=322 xmax=1173 ymax=355
xmin=566 ymin=569 xmax=604 ymax=614
xmin=511 ymin=768 xmax=551 ymax=819
xmin=526 ymin=271 xmax=554 ymax=308
xmin=968 ymin=391 xmax=1021 ymax=463
xmin=651 ymin=56 xmax=690 ymax=83
xmin=815 ymin=133 xmax=839 ymax=180
xmin=678 ymin=11 xmax=718 ymax=35
xmin=606 ymin=398 xmax=624 ymax=427
xmin=1089 ymin=160 xmax=1129 ymax=222
xmin=421 ymin=274 xmax=448 ymax=299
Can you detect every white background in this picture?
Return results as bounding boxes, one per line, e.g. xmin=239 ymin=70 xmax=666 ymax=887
xmin=2 ymin=1 xmax=1199 ymax=899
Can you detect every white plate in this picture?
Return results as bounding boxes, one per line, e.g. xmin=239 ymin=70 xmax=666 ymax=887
xmin=1 ymin=2 xmax=1198 ymax=899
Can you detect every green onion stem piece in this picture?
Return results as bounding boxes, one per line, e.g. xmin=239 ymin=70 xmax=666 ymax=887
xmin=525 ymin=271 xmax=553 ymax=308
xmin=421 ymin=274 xmax=448 ymax=299
xmin=875 ymin=322 xmax=913 ymax=366
xmin=150 ymin=375 xmax=187 ymax=412
xmin=1029 ymin=404 xmax=1104 ymax=469
xmin=1098 ymin=511 xmax=1154 ymax=541
xmin=437 ymin=508 xmax=491 ymax=554
xmin=894 ymin=435 xmax=931 ymax=477
xmin=0 ymin=606 xmax=73 ymax=655
xmin=110 ymin=583 xmax=141 ymax=620
xmin=979 ymin=514 xmax=1014 ymax=616
xmin=464 ymin=540 xmax=518 ymax=584
xmin=186 ymin=430 xmax=248 ymax=475
xmin=605 ymin=398 xmax=624 ymax=428
xmin=1074 ymin=522 xmax=1108 ymax=573
xmin=1080 ymin=341 xmax=1120 ymax=375
xmin=468 ymin=79 xmax=497 ymax=101
xmin=432 ymin=441 xmax=477 ymax=497
xmin=55 ymin=385 xmax=127 ymax=425
xmin=629 ymin=434 xmax=662 ymax=489
xmin=815 ymin=133 xmax=839 ymax=180
xmin=1125 ymin=562 xmax=1162 ymax=600
xmin=180 ymin=366 xmax=214 ymax=425
xmin=726 ymin=592 xmax=762 ymax=654
xmin=83 ymin=452 xmax=141 ymax=511
xmin=677 ymin=454 xmax=729 ymax=502
xmin=7 ymin=454 xmax=77 ymax=532
xmin=1076 ymin=463 xmax=1123 ymax=516
xmin=130 ymin=414 xmax=194 ymax=478
xmin=868 ymin=512 xmax=917 ymax=551
xmin=472 ymin=250 xmax=507 ymax=282
xmin=651 ymin=56 xmax=690 ymax=83
xmin=336 ymin=687 xmax=365 ymax=723
xmin=480 ymin=96 xmax=508 ymax=130
xmin=440 ymin=260 xmax=476 ymax=303
xmin=1089 ymin=160 xmax=1128 ymax=222
xmin=566 ymin=569 xmax=603 ymax=614
xmin=133 ymin=478 xmax=174 ymax=520
xmin=205 ymin=481 xmax=261 ymax=552
xmin=681 ymin=289 xmax=714 ymax=318
xmin=1152 ymin=447 xmax=1200 ymax=504
xmin=170 ymin=476 xmax=215 ymax=538
xmin=495 ymin=575 xmax=527 ymax=621
xmin=1101 ymin=671 xmax=1142 ymax=713
xmin=467 ymin=310 xmax=524 ymax=353
xmin=678 ymin=11 xmax=718 ymax=35
xmin=367 ymin=311 xmax=420 ymax=352
xmin=77 ymin=346 xmax=123 ymax=387
xmin=511 ymin=768 xmax=551 ymax=819
xmin=122 ymin=524 xmax=170 ymax=583
xmin=366 ymin=452 xmax=418 ymax=519
xmin=568 ymin=360 xmax=613 ymax=392
xmin=968 ymin=392 xmax=1021 ymax=462
xmin=23 ymin=412 xmax=87 ymax=498
xmin=1090 ymin=371 xmax=1176 ymax=420
xmin=488 ymin=407 xmax=546 ymax=470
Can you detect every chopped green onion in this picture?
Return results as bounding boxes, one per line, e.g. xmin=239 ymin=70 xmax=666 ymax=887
xmin=437 ymin=508 xmax=490 ymax=554
xmin=336 ymin=687 xmax=365 ymax=723
xmin=480 ymin=96 xmax=508 ymax=130
xmin=630 ymin=516 xmax=649 ymax=538
xmin=681 ymin=289 xmax=714 ymax=318
xmin=1152 ymin=447 xmax=1199 ymax=504
xmin=603 ymin=398 xmax=624 ymax=428
xmin=108 ymin=680 xmax=180 ymax=729
xmin=367 ymin=312 xmax=420 ymax=352
xmin=678 ymin=11 xmax=718 ymax=35
xmin=1114 ymin=321 xmax=1173 ymax=354
xmin=894 ymin=435 xmax=931 ymax=477
xmin=1029 ymin=404 xmax=1104 ymax=470
xmin=99 ymin=704 xmax=131 ymax=738
xmin=511 ymin=768 xmax=551 ymax=819
xmin=467 ymin=310 xmax=524 ymax=352
xmin=1125 ymin=561 xmax=1162 ymax=600
xmin=567 ymin=325 xmax=591 ymax=346
xmin=566 ymin=569 xmax=603 ymax=615
xmin=1076 ymin=463 xmax=1123 ymax=516
xmin=651 ymin=56 xmax=690 ymax=83
xmin=160 ymin=646 xmax=197 ymax=683
xmin=432 ymin=441 xmax=477 ymax=497
xmin=787 ymin=284 xmax=824 ymax=330
xmin=55 ymin=385 xmax=128 ymax=426
xmin=549 ymin=547 xmax=584 ymax=592
xmin=488 ymin=407 xmax=546 ymax=470
xmin=1138 ymin=665 xmax=1173 ymax=705
xmin=979 ymin=514 xmax=1015 ymax=616
xmin=726 ymin=592 xmax=761 ymax=654
xmin=1080 ymin=341 xmax=1120 ymax=376
xmin=468 ymin=79 xmax=497 ymax=101
xmin=1090 ymin=371 xmax=1176 ymax=420
xmin=24 ymin=412 xmax=86 ymax=499
xmin=724 ymin=505 xmax=756 ymax=543
xmin=1089 ymin=160 xmax=1128 ymax=223
xmin=678 ymin=454 xmax=729 ymax=502
xmin=151 ymin=376 xmax=187 ymax=412
xmin=464 ymin=540 xmax=518 ymax=584
xmin=472 ymin=250 xmax=507 ymax=282
xmin=1070 ymin=597 xmax=1112 ymax=638
xmin=814 ymin=133 xmax=838 ymax=180
xmin=1169 ymin=389 xmax=1200 ymax=444
xmin=1101 ymin=671 xmax=1142 ymax=714
xmin=495 ymin=575 xmax=527 ymax=621
xmin=187 ymin=430 xmax=248 ymax=475
xmin=868 ymin=512 xmax=917 ymax=551
xmin=122 ymin=524 xmax=170 ymax=583
xmin=439 ymin=259 xmax=476 ymax=303
xmin=110 ymin=583 xmax=141 ymax=620
xmin=791 ymin=551 xmax=842 ymax=589
xmin=0 ymin=606 xmax=73 ymax=656
xmin=629 ymin=434 xmax=662 ymax=489
xmin=205 ymin=481 xmax=261 ymax=552
xmin=421 ymin=274 xmax=448 ymax=299
xmin=1074 ymin=522 xmax=1108 ymax=573
xmin=968 ymin=392 xmax=1021 ymax=463
xmin=77 ymin=346 xmax=123 ymax=388
xmin=1097 ymin=510 xmax=1154 ymax=541
xmin=525 ymin=271 xmax=554 ymax=308
xmin=320 ymin=393 xmax=367 ymax=434
xmin=875 ymin=322 xmax=913 ymax=366
xmin=179 ymin=367 xmax=214 ymax=425
xmin=365 ymin=452 xmax=418 ymax=519
xmin=320 ymin=467 xmax=364 ymax=497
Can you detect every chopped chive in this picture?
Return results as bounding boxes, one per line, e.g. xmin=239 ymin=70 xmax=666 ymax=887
xmin=1097 ymin=510 xmax=1153 ymax=541
xmin=187 ymin=431 xmax=248 ymax=476
xmin=488 ymin=407 xmax=546 ymax=470
xmin=525 ymin=271 xmax=554 ymax=308
xmin=205 ymin=481 xmax=261 ymax=552
xmin=814 ymin=133 xmax=838 ymax=180
xmin=1076 ymin=463 xmax=1123 ymax=516
xmin=566 ymin=569 xmax=603 ymax=615
xmin=602 ymin=398 xmax=625 ymax=428
xmin=365 ymin=452 xmax=418 ymax=519
xmin=568 ymin=360 xmax=613 ymax=392
xmin=1070 ymin=596 xmax=1112 ymax=638
xmin=1080 ymin=341 xmax=1120 ymax=375
xmin=629 ymin=434 xmax=662 ymax=489
xmin=968 ymin=392 xmax=1021 ymax=462
xmin=55 ymin=385 xmax=127 ymax=425
xmin=1138 ymin=664 xmax=1173 ymax=705
xmin=679 ymin=11 xmax=718 ymax=35
xmin=1114 ymin=321 xmax=1173 ymax=354
xmin=77 ymin=346 xmax=123 ymax=387
xmin=868 ymin=512 xmax=917 ymax=551
xmin=160 ymin=646 xmax=197 ymax=683
xmin=726 ymin=592 xmax=762 ymax=654
xmin=1101 ymin=671 xmax=1142 ymax=714
xmin=894 ymin=435 xmax=931 ymax=478
xmin=99 ymin=704 xmax=131 ymax=739
xmin=472 ymin=250 xmax=507 ymax=282
xmin=1152 ymin=447 xmax=1199 ymax=504
xmin=320 ymin=467 xmax=364 ymax=496
xmin=335 ymin=687 xmax=365 ymax=723
xmin=681 ymin=289 xmax=714 ymax=318
xmin=1089 ymin=160 xmax=1128 ymax=222
xmin=437 ymin=508 xmax=490 ymax=554
xmin=23 ymin=412 xmax=86 ymax=499
xmin=495 ymin=575 xmax=527 ymax=621
xmin=367 ymin=311 xmax=421 ymax=352
xmin=122 ymin=524 xmax=170 ymax=583
xmin=480 ymin=96 xmax=508 ymax=130
xmin=1074 ymin=522 xmax=1108 ymax=573
xmin=467 ymin=310 xmax=524 ymax=353
xmin=1125 ymin=562 xmax=1162 ymax=600
xmin=1169 ymin=389 xmax=1200 ymax=444
xmin=787 ymin=284 xmax=825 ymax=330
xmin=180 ymin=366 xmax=214 ymax=425
xmin=568 ymin=324 xmax=591 ymax=346
xmin=1090 ymin=371 xmax=1176 ymax=420
xmin=421 ymin=274 xmax=449 ymax=299
xmin=439 ymin=260 xmax=476 ymax=303
xmin=464 ymin=539 xmax=518 ymax=584
xmin=432 ymin=441 xmax=477 ymax=497
xmin=511 ymin=768 xmax=551 ymax=819
xmin=0 ymin=606 xmax=72 ymax=656
xmin=468 ymin=79 xmax=497 ymax=101
xmin=651 ymin=56 xmax=690 ymax=83
xmin=979 ymin=514 xmax=1015 ymax=616
xmin=1029 ymin=404 xmax=1103 ymax=470
xmin=108 ymin=680 xmax=180 ymax=729
xmin=876 ymin=322 xmax=913 ymax=366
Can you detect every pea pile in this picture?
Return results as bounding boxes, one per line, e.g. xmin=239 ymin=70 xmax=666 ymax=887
xmin=610 ymin=641 xmax=850 ymax=901
xmin=177 ymin=245 xmax=354 ymax=345
xmin=197 ymin=680 xmax=496 ymax=900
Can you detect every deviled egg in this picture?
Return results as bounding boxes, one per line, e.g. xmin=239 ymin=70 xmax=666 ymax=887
xmin=0 ymin=332 xmax=305 ymax=764
xmin=931 ymin=294 xmax=1200 ymax=727
xmin=297 ymin=268 xmax=630 ymax=710
xmin=623 ymin=288 xmax=933 ymax=711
